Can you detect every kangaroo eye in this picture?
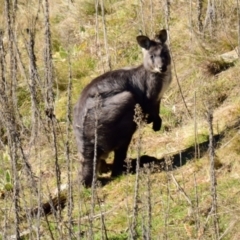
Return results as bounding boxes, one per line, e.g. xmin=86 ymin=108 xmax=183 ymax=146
xmin=150 ymin=55 xmax=154 ymax=60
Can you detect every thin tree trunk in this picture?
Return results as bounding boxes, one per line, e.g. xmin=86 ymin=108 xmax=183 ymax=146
xmin=95 ymin=0 xmax=104 ymax=72
xmin=237 ymin=0 xmax=240 ymax=58
xmin=4 ymin=1 xmax=20 ymax=237
xmin=66 ymin=33 xmax=74 ymax=239
xmin=204 ymin=0 xmax=217 ymax=37
xmin=43 ymin=0 xmax=54 ymax=117
xmin=197 ymin=0 xmax=203 ymax=33
xmin=189 ymin=0 xmax=193 ymax=41
xmin=164 ymin=0 xmax=170 ymax=30
xmin=146 ymin=166 xmax=152 ymax=240
xmin=139 ymin=0 xmax=145 ymax=34
xmin=150 ymin=0 xmax=153 ymax=36
xmin=207 ymin=110 xmax=220 ymax=239
xmin=43 ymin=1 xmax=62 ymax=238
xmin=100 ymin=0 xmax=111 ymax=71
xmin=27 ymin=29 xmax=39 ymax=143
xmin=131 ymin=104 xmax=145 ymax=239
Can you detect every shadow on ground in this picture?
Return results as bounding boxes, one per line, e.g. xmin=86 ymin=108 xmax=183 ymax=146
xmin=98 ymin=117 xmax=240 ymax=186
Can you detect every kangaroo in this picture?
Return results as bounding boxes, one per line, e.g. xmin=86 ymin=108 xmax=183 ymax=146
xmin=73 ymin=29 xmax=172 ymax=187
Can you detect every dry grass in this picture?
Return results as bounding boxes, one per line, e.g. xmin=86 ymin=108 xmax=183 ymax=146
xmin=0 ymin=0 xmax=240 ymax=239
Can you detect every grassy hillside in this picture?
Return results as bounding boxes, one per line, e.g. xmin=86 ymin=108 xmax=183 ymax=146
xmin=0 ymin=0 xmax=240 ymax=239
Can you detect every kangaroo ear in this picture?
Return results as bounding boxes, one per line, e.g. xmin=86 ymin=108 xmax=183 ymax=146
xmin=155 ymin=29 xmax=167 ymax=43
xmin=136 ymin=35 xmax=151 ymax=49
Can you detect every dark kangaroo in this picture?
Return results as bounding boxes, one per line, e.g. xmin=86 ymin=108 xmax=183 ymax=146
xmin=73 ymin=29 xmax=172 ymax=187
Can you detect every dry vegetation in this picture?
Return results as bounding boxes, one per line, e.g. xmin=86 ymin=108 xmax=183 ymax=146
xmin=0 ymin=0 xmax=240 ymax=239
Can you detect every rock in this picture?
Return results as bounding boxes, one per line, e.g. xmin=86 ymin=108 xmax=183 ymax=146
xmin=219 ymin=47 xmax=239 ymax=63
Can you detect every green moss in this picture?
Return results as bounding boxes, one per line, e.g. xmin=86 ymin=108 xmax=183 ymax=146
xmin=81 ymin=0 xmax=99 ymax=16
xmin=51 ymin=14 xmax=64 ymax=25
xmin=105 ymin=233 xmax=128 ymax=240
xmin=54 ymin=54 xmax=96 ymax=92
xmin=160 ymin=105 xmax=180 ymax=131
xmin=52 ymin=38 xmax=61 ymax=52
xmin=185 ymin=132 xmax=209 ymax=148
xmin=79 ymin=0 xmax=120 ymax=16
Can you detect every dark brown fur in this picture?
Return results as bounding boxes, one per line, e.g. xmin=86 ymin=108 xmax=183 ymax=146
xmin=73 ymin=29 xmax=172 ymax=186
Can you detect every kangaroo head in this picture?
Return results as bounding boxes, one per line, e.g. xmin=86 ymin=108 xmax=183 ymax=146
xmin=136 ymin=29 xmax=171 ymax=73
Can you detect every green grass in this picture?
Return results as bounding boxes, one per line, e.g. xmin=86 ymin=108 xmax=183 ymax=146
xmin=0 ymin=0 xmax=240 ymax=239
